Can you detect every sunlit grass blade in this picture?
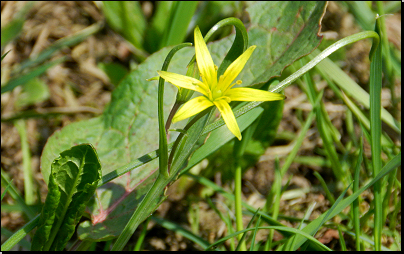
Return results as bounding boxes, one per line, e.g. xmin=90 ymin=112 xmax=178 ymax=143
xmin=160 ymin=1 xmax=198 ymax=48
xmin=1 ymin=214 xmax=40 ymax=251
xmin=1 ymin=227 xmax=31 ymax=249
xmin=302 ymin=65 xmax=347 ymax=186
xmin=308 ymin=49 xmax=400 ymax=135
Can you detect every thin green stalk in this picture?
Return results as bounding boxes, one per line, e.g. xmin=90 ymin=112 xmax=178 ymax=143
xmin=133 ymin=216 xmax=151 ymax=251
xmin=265 ymin=158 xmax=281 ymax=251
xmin=14 ymin=119 xmax=34 ymax=205
xmin=234 ymin=163 xmax=246 ymax=251
xmin=111 ymin=174 xmax=169 ymax=251
xmin=376 ymin=2 xmax=397 ymax=117
xmin=352 ymin=136 xmax=364 ymax=251
xmin=157 ymin=43 xmax=192 ymax=178
xmin=313 ymin=171 xmax=336 ymax=205
xmin=370 ymin=18 xmax=383 ymax=251
xmin=232 ymin=123 xmax=256 ymax=251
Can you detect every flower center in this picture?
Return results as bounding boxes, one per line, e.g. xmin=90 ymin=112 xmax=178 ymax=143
xmin=212 ymin=89 xmax=223 ymax=100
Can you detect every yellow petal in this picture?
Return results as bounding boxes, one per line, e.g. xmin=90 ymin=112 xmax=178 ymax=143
xmin=213 ymin=99 xmax=242 ymax=140
xmin=157 ymin=70 xmax=209 ymax=96
xmin=194 ymin=26 xmax=217 ymax=89
xmin=173 ymin=96 xmax=214 ymax=123
xmin=218 ymin=45 xmax=256 ymax=91
xmin=226 ymin=87 xmax=285 ymax=101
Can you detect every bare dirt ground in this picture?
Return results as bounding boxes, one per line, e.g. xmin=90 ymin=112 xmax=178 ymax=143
xmin=1 ymin=1 xmax=401 ymax=251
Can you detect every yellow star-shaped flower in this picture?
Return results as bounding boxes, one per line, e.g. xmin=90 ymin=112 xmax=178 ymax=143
xmin=158 ymin=26 xmax=285 ymax=140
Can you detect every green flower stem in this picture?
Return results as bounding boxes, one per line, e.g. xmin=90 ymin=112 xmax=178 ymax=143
xmin=234 ymin=164 xmax=246 ymax=251
xmin=158 ymin=43 xmax=192 ymax=178
xmin=111 ymin=174 xmax=170 ymax=251
xmin=165 ymin=101 xmax=182 ymax=133
xmin=232 ymin=123 xmax=256 ymax=251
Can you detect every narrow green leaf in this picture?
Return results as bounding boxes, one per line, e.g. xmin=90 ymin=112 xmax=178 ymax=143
xmin=1 ymin=179 xmax=13 ymax=201
xmin=15 ymin=21 xmax=103 ymax=73
xmin=290 ymin=152 xmax=401 ymax=250
xmin=102 ymin=1 xmax=146 ymax=50
xmin=158 ymin=43 xmax=193 ymax=178
xmin=369 ymin=18 xmax=383 ymax=251
xmin=31 ymin=144 xmax=101 ymax=251
xmin=161 ymin=1 xmax=199 ymax=48
xmin=1 ymin=57 xmax=66 ymax=94
xmin=1 ymin=215 xmax=40 ymax=251
xmin=152 ymin=216 xmax=211 ymax=250
xmin=1 ymin=170 xmax=35 ymax=220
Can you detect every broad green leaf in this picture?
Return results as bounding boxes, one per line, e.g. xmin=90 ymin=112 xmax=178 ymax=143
xmin=242 ymin=1 xmax=326 ymax=86
xmin=40 ymin=2 xmax=326 ymax=241
xmin=97 ymin=62 xmax=128 ymax=87
xmin=31 ymin=144 xmax=101 ymax=251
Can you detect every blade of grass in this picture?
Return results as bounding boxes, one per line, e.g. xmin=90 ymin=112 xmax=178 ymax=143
xmin=303 ymin=63 xmax=348 ymax=186
xmin=337 ymin=224 xmax=347 ymax=251
xmin=206 ymin=197 xmax=235 ymax=250
xmin=1 ymin=169 xmax=35 ymax=220
xmin=352 ymin=134 xmax=364 ymax=250
xmin=313 ymin=171 xmax=336 ymax=205
xmin=1 ymin=57 xmax=66 ymax=94
xmin=206 ymin=226 xmax=332 ymax=251
xmin=14 ymin=21 xmax=103 ymax=73
xmin=1 ymin=179 xmax=13 ymax=201
xmin=289 ymin=152 xmax=400 ymax=250
xmin=1 ymin=214 xmax=40 ymax=251
xmin=133 ymin=217 xmax=151 ymax=251
xmin=369 ymin=17 xmax=383 ymax=251
xmin=151 ymin=215 xmax=211 ymax=250
xmin=249 ymin=214 xmax=262 ymax=251
xmin=307 ymin=49 xmax=400 ymax=135
xmin=235 ymin=208 xmax=260 ymax=251
xmin=160 ymin=1 xmax=199 ymax=48
xmin=14 ymin=119 xmax=34 ymax=205
xmin=264 ymin=157 xmax=281 ymax=251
